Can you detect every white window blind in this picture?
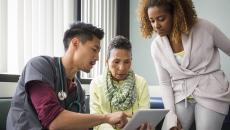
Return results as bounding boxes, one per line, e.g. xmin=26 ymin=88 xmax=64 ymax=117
xmin=80 ymin=0 xmax=117 ymax=79
xmin=0 ymin=0 xmax=74 ymax=74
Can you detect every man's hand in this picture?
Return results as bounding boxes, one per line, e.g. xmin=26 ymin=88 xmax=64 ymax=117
xmin=137 ymin=123 xmax=154 ymax=130
xmin=105 ymin=112 xmax=129 ymax=129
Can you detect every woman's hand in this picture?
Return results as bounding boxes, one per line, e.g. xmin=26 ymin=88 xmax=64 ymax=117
xmin=170 ymin=119 xmax=183 ymax=130
xmin=170 ymin=127 xmax=179 ymax=130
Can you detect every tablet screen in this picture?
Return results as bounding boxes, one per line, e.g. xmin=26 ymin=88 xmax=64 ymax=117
xmin=122 ymin=109 xmax=169 ymax=130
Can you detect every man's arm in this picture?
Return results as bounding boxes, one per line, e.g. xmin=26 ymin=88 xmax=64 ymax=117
xmin=27 ymin=81 xmax=128 ymax=130
xmin=49 ymin=110 xmax=128 ymax=130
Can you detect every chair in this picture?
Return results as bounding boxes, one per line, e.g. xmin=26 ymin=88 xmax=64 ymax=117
xmin=150 ymin=97 xmax=164 ymax=130
xmin=150 ymin=97 xmax=164 ymax=109
xmin=0 ymin=97 xmax=12 ymax=130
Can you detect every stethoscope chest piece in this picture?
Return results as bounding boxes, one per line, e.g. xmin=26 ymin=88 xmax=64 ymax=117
xmin=58 ymin=91 xmax=67 ymax=101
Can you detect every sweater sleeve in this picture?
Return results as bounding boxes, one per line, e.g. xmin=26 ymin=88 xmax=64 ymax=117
xmin=137 ymin=76 xmax=150 ymax=109
xmin=154 ymin=60 xmax=177 ymax=130
xmin=89 ymin=78 xmax=107 ymax=130
xmin=211 ymin=22 xmax=230 ymax=56
xmin=89 ymin=79 xmax=103 ymax=115
xmin=151 ymin=42 xmax=177 ymax=130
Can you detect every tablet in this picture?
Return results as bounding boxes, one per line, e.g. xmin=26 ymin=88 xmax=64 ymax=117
xmin=122 ymin=109 xmax=169 ymax=130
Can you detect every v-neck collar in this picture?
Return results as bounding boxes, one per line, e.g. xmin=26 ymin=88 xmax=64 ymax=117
xmin=162 ymin=36 xmax=182 ymax=70
xmin=161 ymin=33 xmax=196 ymax=75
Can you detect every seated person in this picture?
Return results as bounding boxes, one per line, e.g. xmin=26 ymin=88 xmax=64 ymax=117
xmin=90 ymin=35 xmax=150 ymax=130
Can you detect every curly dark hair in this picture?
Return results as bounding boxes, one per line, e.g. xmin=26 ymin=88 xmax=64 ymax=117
xmin=107 ymin=35 xmax=132 ymax=59
xmin=137 ymin=0 xmax=197 ymax=44
xmin=63 ymin=22 xmax=104 ymax=51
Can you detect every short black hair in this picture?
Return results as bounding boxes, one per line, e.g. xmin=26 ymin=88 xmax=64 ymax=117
xmin=63 ymin=22 xmax=104 ymax=51
xmin=107 ymin=35 xmax=132 ymax=59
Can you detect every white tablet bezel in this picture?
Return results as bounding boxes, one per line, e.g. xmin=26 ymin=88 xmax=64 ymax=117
xmin=122 ymin=109 xmax=169 ymax=130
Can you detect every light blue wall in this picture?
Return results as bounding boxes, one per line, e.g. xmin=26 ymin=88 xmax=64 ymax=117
xmin=130 ymin=0 xmax=157 ymax=85
xmin=130 ymin=0 xmax=230 ymax=85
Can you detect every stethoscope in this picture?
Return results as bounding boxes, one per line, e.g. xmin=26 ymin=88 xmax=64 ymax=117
xmin=57 ymin=57 xmax=68 ymax=101
xmin=55 ymin=57 xmax=82 ymax=112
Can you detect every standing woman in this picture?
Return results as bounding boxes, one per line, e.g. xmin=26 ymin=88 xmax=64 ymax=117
xmin=137 ymin=0 xmax=230 ymax=130
xmin=90 ymin=35 xmax=150 ymax=130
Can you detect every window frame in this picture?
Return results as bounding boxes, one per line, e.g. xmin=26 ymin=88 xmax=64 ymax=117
xmin=0 ymin=74 xmax=20 ymax=82
xmin=0 ymin=0 xmax=130 ymax=84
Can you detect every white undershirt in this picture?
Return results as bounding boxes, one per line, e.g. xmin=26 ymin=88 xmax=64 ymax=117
xmin=174 ymin=50 xmax=185 ymax=65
